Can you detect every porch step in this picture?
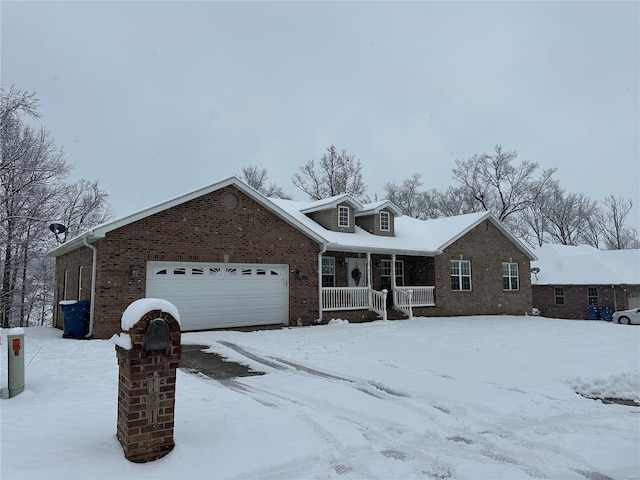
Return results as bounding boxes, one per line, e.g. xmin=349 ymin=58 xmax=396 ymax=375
xmin=386 ymin=309 xmax=409 ymax=320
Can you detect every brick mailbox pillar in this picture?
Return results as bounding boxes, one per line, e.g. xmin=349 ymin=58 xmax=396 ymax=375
xmin=115 ymin=299 xmax=181 ymax=463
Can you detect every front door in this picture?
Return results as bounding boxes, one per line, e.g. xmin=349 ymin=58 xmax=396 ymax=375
xmin=346 ymin=258 xmax=367 ymax=287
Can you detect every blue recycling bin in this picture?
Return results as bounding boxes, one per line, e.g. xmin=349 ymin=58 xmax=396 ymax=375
xmin=59 ymin=300 xmax=90 ymax=338
xmin=586 ymin=307 xmax=600 ymax=320
xmin=600 ymin=307 xmax=613 ymax=322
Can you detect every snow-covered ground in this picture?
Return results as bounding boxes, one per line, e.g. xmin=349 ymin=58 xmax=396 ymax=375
xmin=1 ymin=316 xmax=639 ymax=480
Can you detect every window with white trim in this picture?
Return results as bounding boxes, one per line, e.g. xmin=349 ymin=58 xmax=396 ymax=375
xmin=380 ymin=211 xmax=390 ymax=231
xmin=338 ymin=205 xmax=350 ymax=228
xmin=588 ymin=287 xmax=598 ymax=306
xmin=380 ymin=259 xmax=404 ymax=287
xmin=451 ymin=260 xmax=471 ymax=291
xmin=322 ymin=257 xmax=335 ymax=287
xmin=502 ymin=262 xmax=519 ymax=290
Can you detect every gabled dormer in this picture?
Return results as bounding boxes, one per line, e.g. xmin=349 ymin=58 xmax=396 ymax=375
xmin=300 ymin=195 xmax=363 ymax=233
xmin=355 ymin=200 xmax=403 ymax=237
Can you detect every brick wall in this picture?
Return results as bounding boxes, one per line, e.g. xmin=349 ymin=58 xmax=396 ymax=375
xmin=116 ymin=308 xmax=181 ymax=462
xmin=532 ymin=284 xmax=640 ymax=320
xmin=53 ymin=248 xmax=94 ymax=329
xmin=431 ymin=220 xmax=533 ymax=316
xmin=56 ymin=186 xmax=321 ymax=338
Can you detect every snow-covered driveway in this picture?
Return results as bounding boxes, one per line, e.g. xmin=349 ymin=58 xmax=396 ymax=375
xmin=1 ymin=316 xmax=638 ymax=479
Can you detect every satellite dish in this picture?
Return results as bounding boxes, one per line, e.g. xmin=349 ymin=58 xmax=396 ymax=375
xmin=530 ymin=267 xmax=540 ymax=274
xmin=49 ymin=223 xmax=67 ymax=234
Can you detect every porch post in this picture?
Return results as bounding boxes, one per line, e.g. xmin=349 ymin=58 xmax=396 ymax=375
xmin=366 ymin=252 xmax=372 ymax=289
xmin=391 ymin=253 xmax=397 ymax=290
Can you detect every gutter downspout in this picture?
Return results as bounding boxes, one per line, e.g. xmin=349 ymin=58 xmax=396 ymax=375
xmin=83 ymin=237 xmax=97 ymax=338
xmin=317 ymin=244 xmax=327 ymax=324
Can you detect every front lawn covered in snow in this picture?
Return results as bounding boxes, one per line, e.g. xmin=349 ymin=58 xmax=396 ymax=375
xmin=1 ymin=316 xmax=638 ymax=479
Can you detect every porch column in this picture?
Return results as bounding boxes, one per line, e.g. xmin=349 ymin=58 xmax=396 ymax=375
xmin=391 ymin=253 xmax=397 ymax=290
xmin=366 ymin=252 xmax=372 ymax=289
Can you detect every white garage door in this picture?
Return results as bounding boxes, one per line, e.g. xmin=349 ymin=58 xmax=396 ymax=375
xmin=146 ymin=261 xmax=289 ymax=331
xmin=629 ymin=293 xmax=640 ymax=310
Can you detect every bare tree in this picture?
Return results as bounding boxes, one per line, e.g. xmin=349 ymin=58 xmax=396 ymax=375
xmin=598 ymin=195 xmax=640 ymax=249
xmin=0 ymin=85 xmax=113 ymax=327
xmin=55 ymin=179 xmax=113 ymax=242
xmin=432 ymin=186 xmax=480 ymax=218
xmin=0 ymin=118 xmax=69 ymax=327
xmin=292 ymin=145 xmax=368 ymax=201
xmin=384 ymin=173 xmax=431 ymax=219
xmin=0 ymin=85 xmax=39 ymax=135
xmin=539 ymin=184 xmax=599 ymax=246
xmin=239 ymin=165 xmax=292 ymax=199
xmin=452 ymin=145 xmax=556 ymax=222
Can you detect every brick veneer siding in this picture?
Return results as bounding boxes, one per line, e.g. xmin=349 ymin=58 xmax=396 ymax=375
xmin=430 ymin=220 xmax=532 ymax=317
xmin=116 ymin=308 xmax=181 ymax=462
xmin=55 ymin=186 xmax=321 ymax=339
xmin=53 ymin=247 xmax=94 ymax=330
xmin=532 ymin=284 xmax=640 ymax=320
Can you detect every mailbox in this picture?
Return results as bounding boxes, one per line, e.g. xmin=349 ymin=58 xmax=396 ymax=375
xmin=142 ymin=318 xmax=171 ymax=351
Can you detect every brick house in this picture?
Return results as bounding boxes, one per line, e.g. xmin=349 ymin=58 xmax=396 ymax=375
xmin=48 ymin=177 xmax=536 ymax=339
xmin=531 ymin=244 xmax=640 ymax=320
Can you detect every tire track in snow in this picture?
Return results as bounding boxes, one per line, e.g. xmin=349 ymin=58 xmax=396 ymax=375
xmin=213 ymin=341 xmax=615 ymax=479
xmin=218 ymin=340 xmax=407 ymax=399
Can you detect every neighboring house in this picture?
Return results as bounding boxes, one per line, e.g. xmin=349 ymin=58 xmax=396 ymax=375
xmin=531 ymin=244 xmax=640 ymax=320
xmin=48 ymin=177 xmax=536 ymax=339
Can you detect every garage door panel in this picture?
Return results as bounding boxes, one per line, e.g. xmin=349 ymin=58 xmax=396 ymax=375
xmin=146 ymin=261 xmax=289 ymax=330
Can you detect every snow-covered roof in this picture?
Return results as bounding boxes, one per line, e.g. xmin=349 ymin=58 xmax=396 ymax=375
xmin=357 ymin=200 xmax=403 ymax=217
xmin=271 ymin=199 xmax=536 ymax=258
xmin=299 ymin=194 xmax=363 ymax=214
xmin=531 ymin=244 xmax=640 ymax=285
xmin=48 ymin=176 xmax=535 ymax=259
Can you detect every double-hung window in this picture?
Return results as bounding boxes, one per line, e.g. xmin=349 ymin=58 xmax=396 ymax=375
xmin=588 ymin=287 xmax=598 ymax=306
xmin=380 ymin=211 xmax=390 ymax=232
xmin=321 ymin=257 xmax=335 ymax=287
xmin=338 ymin=206 xmax=350 ymax=228
xmin=451 ymin=260 xmax=471 ymax=291
xmin=555 ymin=287 xmax=565 ymax=305
xmin=380 ymin=259 xmax=404 ymax=287
xmin=502 ymin=262 xmax=519 ymax=290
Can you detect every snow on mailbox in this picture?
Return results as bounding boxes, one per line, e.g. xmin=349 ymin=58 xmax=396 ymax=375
xmin=113 ymin=298 xmax=181 ymax=463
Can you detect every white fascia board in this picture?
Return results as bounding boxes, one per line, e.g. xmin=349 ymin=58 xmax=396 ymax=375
xmin=300 ymin=194 xmax=363 ymax=214
xmin=438 ymin=212 xmax=537 ymax=261
xmin=356 ymin=200 xmax=403 ymax=217
xmin=48 ymin=176 xmax=329 ymax=257
xmin=324 ymin=243 xmax=441 ymax=256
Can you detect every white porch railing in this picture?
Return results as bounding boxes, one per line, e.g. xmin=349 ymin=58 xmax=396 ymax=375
xmin=322 ymin=287 xmax=370 ymax=310
xmin=397 ymin=286 xmax=435 ymax=307
xmin=394 ymin=286 xmax=436 ymax=319
xmin=370 ymin=288 xmax=388 ymax=321
xmin=322 ymin=286 xmax=434 ymax=320
xmin=394 ymin=288 xmax=413 ymax=318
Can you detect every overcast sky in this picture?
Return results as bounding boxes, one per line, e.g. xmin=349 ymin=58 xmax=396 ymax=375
xmin=2 ymin=1 xmax=639 ymax=227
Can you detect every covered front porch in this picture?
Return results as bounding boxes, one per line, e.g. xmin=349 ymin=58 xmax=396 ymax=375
xmin=319 ymin=251 xmax=436 ymax=321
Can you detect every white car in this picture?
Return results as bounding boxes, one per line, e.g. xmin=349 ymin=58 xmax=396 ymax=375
xmin=612 ymin=308 xmax=640 ymax=325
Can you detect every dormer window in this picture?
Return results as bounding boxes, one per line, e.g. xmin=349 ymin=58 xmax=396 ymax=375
xmin=338 ymin=206 xmax=350 ymax=228
xmin=380 ymin=211 xmax=390 ymax=231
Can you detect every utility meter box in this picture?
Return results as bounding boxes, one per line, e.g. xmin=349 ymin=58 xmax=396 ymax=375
xmin=7 ymin=327 xmax=25 ymax=398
